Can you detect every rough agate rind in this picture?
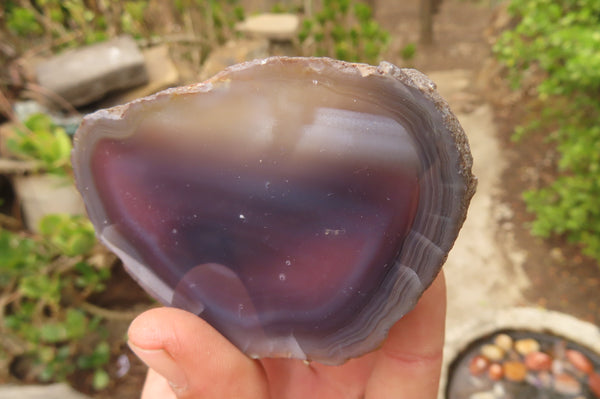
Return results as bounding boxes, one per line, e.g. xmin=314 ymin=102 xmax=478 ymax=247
xmin=72 ymin=57 xmax=476 ymax=365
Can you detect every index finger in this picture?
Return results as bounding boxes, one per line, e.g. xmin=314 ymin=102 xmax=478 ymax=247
xmin=365 ymin=271 xmax=446 ymax=398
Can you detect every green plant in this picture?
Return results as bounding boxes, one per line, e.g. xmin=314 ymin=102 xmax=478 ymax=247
xmin=5 ymin=6 xmax=43 ymax=36
xmin=7 ymin=113 xmax=72 ymax=175
xmin=494 ymin=0 xmax=600 ymax=261
xmin=2 ymin=0 xmax=245 ymax=59
xmin=400 ymin=42 xmax=417 ymax=62
xmin=0 ymin=214 xmax=114 ymax=388
xmin=298 ymin=0 xmax=390 ymax=64
xmin=3 ymin=0 xmax=150 ymax=46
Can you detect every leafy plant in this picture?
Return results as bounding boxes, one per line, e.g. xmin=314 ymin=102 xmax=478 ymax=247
xmin=400 ymin=42 xmax=417 ymax=62
xmin=3 ymin=0 xmax=150 ymax=46
xmin=5 ymin=6 xmax=43 ymax=36
xmin=0 ymin=214 xmax=114 ymax=388
xmin=7 ymin=113 xmax=72 ymax=175
xmin=2 ymin=0 xmax=245 ymax=62
xmin=298 ymin=0 xmax=390 ymax=64
xmin=494 ymin=0 xmax=600 ymax=261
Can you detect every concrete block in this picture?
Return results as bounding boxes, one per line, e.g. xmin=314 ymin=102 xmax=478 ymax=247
xmin=236 ymin=13 xmax=299 ymax=41
xmin=0 ymin=383 xmax=91 ymax=399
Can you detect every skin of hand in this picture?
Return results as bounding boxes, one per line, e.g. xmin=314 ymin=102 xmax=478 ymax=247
xmin=128 ymin=271 xmax=446 ymax=399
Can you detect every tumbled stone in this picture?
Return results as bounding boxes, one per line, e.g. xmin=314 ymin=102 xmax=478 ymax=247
xmin=524 ymin=351 xmax=552 ymax=371
xmin=493 ymin=333 xmax=513 ymax=352
xmin=488 ymin=363 xmax=503 ymax=381
xmin=565 ymin=349 xmax=593 ymax=375
xmin=589 ymin=372 xmax=600 ymax=397
xmin=552 ymin=359 xmax=566 ymax=375
xmin=469 ymin=355 xmax=490 ymax=376
xmin=480 ymin=344 xmax=505 ymax=361
xmin=553 ymin=373 xmax=582 ymax=396
xmin=514 ymin=338 xmax=540 ymax=356
xmin=525 ymin=370 xmax=553 ymax=389
xmin=503 ymin=361 xmax=527 ymax=382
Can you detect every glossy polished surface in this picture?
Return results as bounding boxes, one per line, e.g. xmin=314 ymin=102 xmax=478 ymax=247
xmin=73 ymin=57 xmax=476 ymax=364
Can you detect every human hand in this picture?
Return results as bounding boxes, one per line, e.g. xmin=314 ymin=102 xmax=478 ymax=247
xmin=128 ymin=272 xmax=446 ymax=399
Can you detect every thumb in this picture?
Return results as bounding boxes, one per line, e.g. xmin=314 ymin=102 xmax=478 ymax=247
xmin=128 ymin=307 xmax=269 ymax=399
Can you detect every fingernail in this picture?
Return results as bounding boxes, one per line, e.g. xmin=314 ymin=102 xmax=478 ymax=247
xmin=128 ymin=342 xmax=188 ymax=390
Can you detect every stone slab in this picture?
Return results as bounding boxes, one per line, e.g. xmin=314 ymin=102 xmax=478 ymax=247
xmin=36 ymin=36 xmax=148 ymax=107
xmin=100 ymin=45 xmax=180 ymax=107
xmin=13 ymin=174 xmax=86 ymax=233
xmin=0 ymin=383 xmax=90 ymax=399
xmin=236 ymin=13 xmax=299 ymax=41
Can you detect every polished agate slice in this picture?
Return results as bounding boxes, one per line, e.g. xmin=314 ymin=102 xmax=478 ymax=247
xmin=73 ymin=57 xmax=476 ymax=365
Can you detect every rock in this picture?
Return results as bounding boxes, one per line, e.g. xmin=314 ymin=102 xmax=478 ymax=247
xmin=553 ymin=373 xmax=582 ymax=396
xmin=13 ymin=174 xmax=86 ymax=233
xmin=525 ymin=370 xmax=553 ymax=389
xmin=538 ymin=371 xmax=553 ymax=389
xmin=524 ymin=351 xmax=552 ymax=371
xmin=0 ymin=383 xmax=90 ymax=399
xmin=514 ymin=338 xmax=540 ymax=355
xmin=469 ymin=355 xmax=489 ymax=376
xmin=236 ymin=13 xmax=299 ymax=41
xmin=488 ymin=363 xmax=503 ymax=381
xmin=565 ymin=349 xmax=593 ymax=374
xmin=492 ymin=382 xmax=506 ymax=397
xmin=36 ymin=36 xmax=148 ymax=107
xmin=101 ymin=45 xmax=179 ymax=107
xmin=503 ymin=361 xmax=527 ymax=382
xmin=493 ymin=333 xmax=513 ymax=352
xmin=480 ymin=344 xmax=505 ymax=361
xmin=589 ymin=372 xmax=600 ymax=397
xmin=199 ymin=39 xmax=269 ymax=81
xmin=552 ymin=359 xmax=565 ymax=375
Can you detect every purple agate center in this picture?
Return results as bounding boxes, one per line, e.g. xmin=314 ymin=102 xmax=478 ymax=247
xmin=92 ymin=126 xmax=419 ymax=340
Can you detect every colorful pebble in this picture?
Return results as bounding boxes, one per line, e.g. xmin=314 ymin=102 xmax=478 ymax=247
xmin=566 ymin=349 xmax=593 ymax=375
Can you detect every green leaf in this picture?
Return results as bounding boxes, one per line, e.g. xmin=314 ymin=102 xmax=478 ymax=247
xmin=400 ymin=43 xmax=417 ymax=61
xmin=65 ymin=309 xmax=88 ymax=339
xmin=8 ymin=113 xmax=73 ymax=174
xmin=39 ymin=214 xmax=96 ymax=256
xmin=93 ymin=368 xmax=110 ymax=390
xmin=41 ymin=323 xmax=68 ymax=343
xmin=353 ymin=2 xmax=372 ymax=23
xmin=19 ymin=274 xmax=61 ymax=303
xmin=6 ymin=7 xmax=43 ymax=36
xmin=78 ymin=341 xmax=111 ymax=369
